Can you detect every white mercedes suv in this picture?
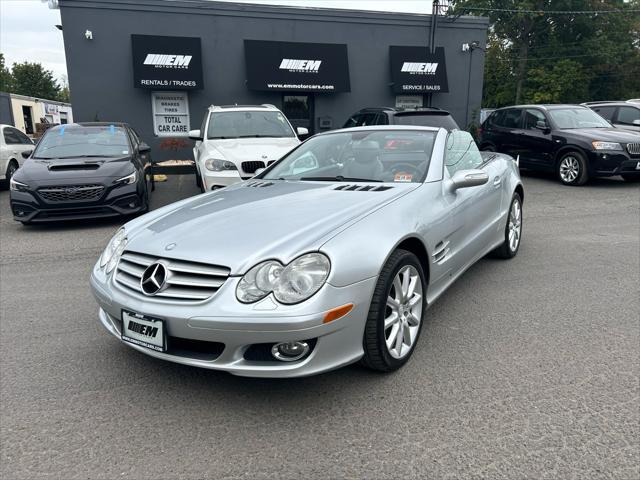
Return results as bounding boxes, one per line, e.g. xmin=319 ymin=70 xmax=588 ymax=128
xmin=189 ymin=105 xmax=307 ymax=191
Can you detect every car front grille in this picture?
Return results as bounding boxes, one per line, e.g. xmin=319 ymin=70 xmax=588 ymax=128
xmin=38 ymin=184 xmax=105 ymax=202
xmin=627 ymin=143 xmax=640 ymax=156
xmin=241 ymin=161 xmax=265 ymax=174
xmin=115 ymin=250 xmax=230 ymax=302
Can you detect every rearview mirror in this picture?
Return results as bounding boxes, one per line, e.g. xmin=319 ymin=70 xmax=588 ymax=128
xmin=632 ymin=119 xmax=640 ymax=126
xmin=138 ymin=143 xmax=151 ymax=153
xmin=21 ymin=150 xmax=33 ymax=159
xmin=188 ymin=129 xmax=203 ymax=141
xmin=450 ymin=169 xmax=489 ymax=191
xmin=296 ymin=127 xmax=309 ymax=137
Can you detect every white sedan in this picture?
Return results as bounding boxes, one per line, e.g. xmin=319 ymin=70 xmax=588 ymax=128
xmin=1 ymin=124 xmax=34 ymax=187
xmin=189 ymin=104 xmax=307 ymax=191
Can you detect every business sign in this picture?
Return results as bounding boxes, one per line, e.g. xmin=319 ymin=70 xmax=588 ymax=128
xmin=390 ymin=46 xmax=449 ymax=93
xmin=244 ymin=40 xmax=350 ymax=92
xmin=44 ymin=103 xmax=59 ymax=114
xmin=132 ymin=35 xmax=203 ymax=90
xmin=151 ymin=91 xmax=190 ymax=137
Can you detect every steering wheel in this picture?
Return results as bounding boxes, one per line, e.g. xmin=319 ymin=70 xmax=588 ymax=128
xmin=389 ymin=163 xmax=422 ymax=177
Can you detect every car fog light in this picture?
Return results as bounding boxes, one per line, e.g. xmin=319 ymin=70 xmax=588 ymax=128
xmin=271 ymin=341 xmax=310 ymax=362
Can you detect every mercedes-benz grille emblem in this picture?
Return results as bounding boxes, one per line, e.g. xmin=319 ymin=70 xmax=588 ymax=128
xmin=140 ymin=263 xmax=167 ymax=296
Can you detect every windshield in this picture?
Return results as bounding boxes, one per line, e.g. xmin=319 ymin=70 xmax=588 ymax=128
xmin=549 ymin=108 xmax=611 ymax=129
xmin=207 ymin=111 xmax=295 ymax=139
xmin=262 ymin=130 xmax=437 ymax=183
xmin=33 ymin=125 xmax=130 ymax=159
xmin=394 ymin=114 xmax=459 ymax=130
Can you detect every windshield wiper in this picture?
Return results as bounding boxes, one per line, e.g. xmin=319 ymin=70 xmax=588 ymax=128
xmin=299 ymin=176 xmax=383 ymax=183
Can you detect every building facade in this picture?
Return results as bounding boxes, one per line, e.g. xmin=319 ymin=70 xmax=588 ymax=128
xmin=0 ymin=92 xmax=73 ymax=136
xmin=57 ymin=0 xmax=488 ymax=161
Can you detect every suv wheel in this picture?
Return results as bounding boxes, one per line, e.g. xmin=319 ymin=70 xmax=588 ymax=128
xmin=557 ymin=151 xmax=588 ymax=186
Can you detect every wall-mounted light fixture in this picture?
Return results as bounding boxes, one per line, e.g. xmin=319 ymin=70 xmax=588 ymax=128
xmin=85 ymin=30 xmax=93 ymax=40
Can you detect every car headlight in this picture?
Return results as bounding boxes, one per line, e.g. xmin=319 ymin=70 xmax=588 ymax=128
xmin=205 ymin=158 xmax=237 ymax=171
xmin=592 ymin=141 xmax=622 ymax=151
xmin=9 ymin=177 xmax=29 ymax=192
xmin=236 ymin=253 xmax=330 ymax=304
xmin=99 ymin=228 xmax=128 ymax=273
xmin=114 ymin=170 xmax=137 ymax=186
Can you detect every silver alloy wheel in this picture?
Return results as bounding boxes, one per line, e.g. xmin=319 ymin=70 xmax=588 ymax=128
xmin=384 ymin=265 xmax=423 ymax=359
xmin=508 ymin=198 xmax=522 ymax=252
xmin=559 ymin=156 xmax=580 ymax=183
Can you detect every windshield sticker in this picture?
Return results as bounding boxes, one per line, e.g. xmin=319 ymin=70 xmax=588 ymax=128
xmin=122 ymin=150 xmax=129 ymax=155
xmin=59 ymin=125 xmax=65 ymax=136
xmin=394 ymin=173 xmax=413 ymax=182
xmin=110 ymin=124 xmax=115 ymax=135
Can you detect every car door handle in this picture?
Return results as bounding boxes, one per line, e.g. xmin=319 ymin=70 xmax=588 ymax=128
xmin=493 ymin=177 xmax=502 ymax=187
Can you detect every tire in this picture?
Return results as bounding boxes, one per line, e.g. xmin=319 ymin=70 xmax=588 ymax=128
xmin=361 ymin=249 xmax=427 ymax=372
xmin=492 ymin=193 xmax=523 ymax=259
xmin=557 ymin=151 xmax=588 ymax=186
xmin=1 ymin=160 xmax=19 ymax=190
xmin=621 ymin=174 xmax=640 ymax=183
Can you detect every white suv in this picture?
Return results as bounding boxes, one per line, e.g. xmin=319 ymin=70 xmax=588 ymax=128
xmin=189 ymin=105 xmax=307 ymax=191
xmin=1 ymin=124 xmax=34 ymax=188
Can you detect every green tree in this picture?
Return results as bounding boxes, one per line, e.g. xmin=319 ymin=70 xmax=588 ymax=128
xmin=10 ymin=62 xmax=61 ymax=100
xmin=0 ymin=53 xmax=13 ymax=92
xmin=450 ymin=0 xmax=640 ymax=106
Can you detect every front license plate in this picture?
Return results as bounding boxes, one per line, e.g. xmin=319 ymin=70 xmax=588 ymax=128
xmin=636 ymin=161 xmax=640 ymax=170
xmin=121 ymin=310 xmax=166 ymax=352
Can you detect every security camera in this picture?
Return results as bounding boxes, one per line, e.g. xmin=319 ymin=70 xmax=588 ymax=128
xmin=85 ymin=30 xmax=93 ymax=40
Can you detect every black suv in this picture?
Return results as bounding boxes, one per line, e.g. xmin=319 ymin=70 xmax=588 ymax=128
xmin=582 ymin=101 xmax=640 ymax=133
xmin=478 ymin=105 xmax=640 ymax=185
xmin=343 ymin=107 xmax=459 ymax=131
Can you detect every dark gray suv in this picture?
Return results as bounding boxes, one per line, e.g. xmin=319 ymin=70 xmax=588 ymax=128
xmin=343 ymin=107 xmax=459 ymax=131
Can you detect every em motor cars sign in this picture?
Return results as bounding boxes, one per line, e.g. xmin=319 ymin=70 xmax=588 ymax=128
xmin=152 ymin=91 xmax=190 ymax=137
xmin=132 ymin=35 xmax=203 ymax=90
xmin=389 ymin=46 xmax=449 ymax=93
xmin=244 ymin=40 xmax=351 ymax=92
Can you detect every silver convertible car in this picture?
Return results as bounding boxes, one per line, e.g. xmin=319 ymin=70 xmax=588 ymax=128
xmin=90 ymin=126 xmax=523 ymax=377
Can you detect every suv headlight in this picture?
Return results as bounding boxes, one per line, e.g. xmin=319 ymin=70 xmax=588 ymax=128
xmin=205 ymin=158 xmax=237 ymax=171
xmin=592 ymin=141 xmax=622 ymax=151
xmin=114 ymin=170 xmax=137 ymax=186
xmin=236 ymin=253 xmax=330 ymax=304
xmin=99 ymin=228 xmax=127 ymax=273
xmin=9 ymin=177 xmax=29 ymax=192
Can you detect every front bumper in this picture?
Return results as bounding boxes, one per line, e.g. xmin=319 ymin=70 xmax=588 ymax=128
xmin=587 ymin=150 xmax=640 ymax=177
xmin=90 ymin=263 xmax=376 ymax=378
xmin=202 ymin=169 xmax=252 ymax=191
xmin=10 ymin=183 xmax=145 ymax=223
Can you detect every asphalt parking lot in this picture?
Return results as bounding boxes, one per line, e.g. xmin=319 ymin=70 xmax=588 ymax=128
xmin=0 ymin=173 xmax=638 ymax=479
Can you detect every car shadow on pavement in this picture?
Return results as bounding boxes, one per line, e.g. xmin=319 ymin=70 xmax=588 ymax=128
xmin=519 ymin=169 xmax=637 ymax=189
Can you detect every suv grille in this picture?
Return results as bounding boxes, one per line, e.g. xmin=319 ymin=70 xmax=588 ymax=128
xmin=627 ymin=143 xmax=640 ymax=156
xmin=38 ymin=184 xmax=105 ymax=202
xmin=115 ymin=251 xmax=230 ymax=302
xmin=242 ymin=161 xmax=265 ymax=174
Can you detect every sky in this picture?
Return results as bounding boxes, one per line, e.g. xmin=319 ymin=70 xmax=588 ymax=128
xmin=0 ymin=0 xmax=435 ymax=84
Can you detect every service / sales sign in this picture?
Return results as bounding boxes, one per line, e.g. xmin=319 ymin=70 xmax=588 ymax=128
xmin=132 ymin=35 xmax=203 ymax=90
xmin=151 ymin=91 xmax=190 ymax=137
xmin=389 ymin=46 xmax=449 ymax=93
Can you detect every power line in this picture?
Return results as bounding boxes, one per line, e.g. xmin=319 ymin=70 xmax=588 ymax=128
xmin=455 ymin=6 xmax=640 ymax=15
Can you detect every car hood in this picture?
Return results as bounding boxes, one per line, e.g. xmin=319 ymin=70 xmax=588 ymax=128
xmin=203 ymin=137 xmax=300 ymax=163
xmin=15 ymin=156 xmax=134 ymax=183
xmin=559 ymin=128 xmax=640 ymax=143
xmin=125 ymin=180 xmax=417 ymax=274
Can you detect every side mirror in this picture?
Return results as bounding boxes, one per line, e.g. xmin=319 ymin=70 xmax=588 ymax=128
xmin=188 ymin=129 xmax=203 ymax=141
xmin=450 ymin=169 xmax=489 ymax=191
xmin=21 ymin=150 xmax=33 ymax=159
xmin=535 ymin=120 xmax=550 ymax=133
xmin=254 ymin=167 xmax=266 ymax=176
xmin=296 ymin=127 xmax=309 ymax=137
xmin=138 ymin=143 xmax=151 ymax=153
xmin=632 ymin=119 xmax=640 ymax=126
